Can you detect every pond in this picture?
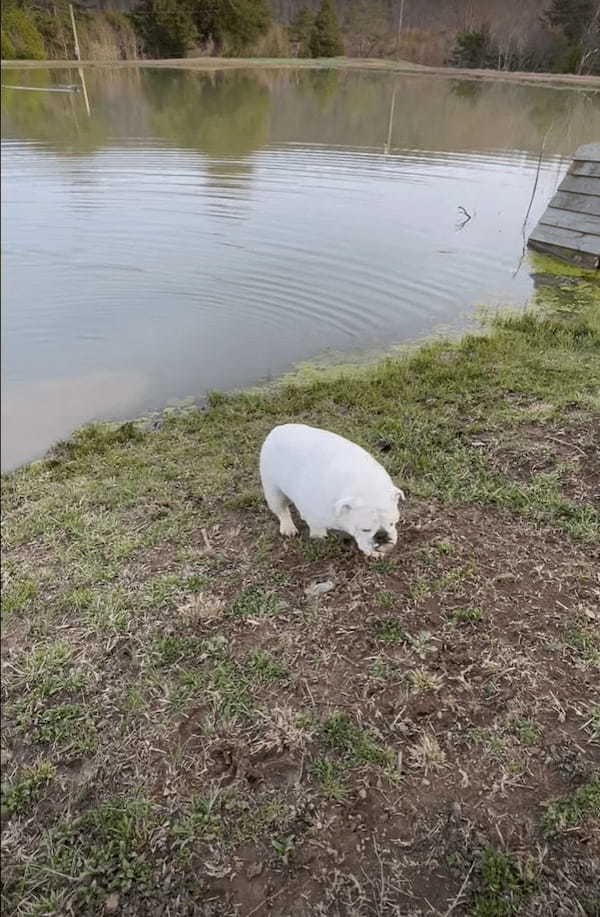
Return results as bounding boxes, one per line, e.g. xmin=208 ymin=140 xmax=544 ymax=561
xmin=1 ymin=66 xmax=599 ymax=470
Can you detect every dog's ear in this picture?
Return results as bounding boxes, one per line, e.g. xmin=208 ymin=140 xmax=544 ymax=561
xmin=335 ymin=497 xmax=354 ymax=517
xmin=394 ymin=486 xmax=406 ymax=503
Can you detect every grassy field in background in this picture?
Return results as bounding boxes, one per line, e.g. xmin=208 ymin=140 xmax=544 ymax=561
xmin=1 ymin=261 xmax=599 ymax=915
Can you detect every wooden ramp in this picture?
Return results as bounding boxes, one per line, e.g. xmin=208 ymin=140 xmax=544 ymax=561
xmin=528 ymin=142 xmax=600 ymax=270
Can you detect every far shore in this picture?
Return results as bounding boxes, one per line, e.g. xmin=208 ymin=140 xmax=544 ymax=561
xmin=2 ymin=55 xmax=600 ymax=89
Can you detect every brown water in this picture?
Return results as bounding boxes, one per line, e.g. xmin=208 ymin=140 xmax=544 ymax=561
xmin=2 ymin=67 xmax=599 ymax=470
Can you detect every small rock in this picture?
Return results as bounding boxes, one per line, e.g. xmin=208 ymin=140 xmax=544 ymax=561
xmin=304 ymin=579 xmax=336 ymax=599
xmin=358 ymin=788 xmax=367 ymax=800
xmin=105 ymin=893 xmax=120 ymax=913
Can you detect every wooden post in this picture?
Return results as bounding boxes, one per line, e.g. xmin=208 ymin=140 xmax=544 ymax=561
xmin=78 ymin=67 xmax=91 ymax=117
xmin=69 ymin=3 xmax=91 ymax=117
xmin=397 ymin=0 xmax=406 ymax=52
xmin=69 ymin=3 xmax=81 ymax=61
xmin=385 ymin=85 xmax=397 ymax=154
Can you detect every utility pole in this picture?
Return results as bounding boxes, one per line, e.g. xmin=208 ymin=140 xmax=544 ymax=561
xmin=385 ymin=84 xmax=397 ymax=154
xmin=69 ymin=3 xmax=81 ymax=61
xmin=69 ymin=3 xmax=91 ymax=117
xmin=397 ymin=0 xmax=406 ymax=52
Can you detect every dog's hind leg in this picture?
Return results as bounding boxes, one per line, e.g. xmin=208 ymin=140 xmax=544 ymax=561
xmin=263 ymin=484 xmax=298 ymax=537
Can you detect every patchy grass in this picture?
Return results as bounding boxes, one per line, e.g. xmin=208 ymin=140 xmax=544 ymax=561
xmin=1 ymin=760 xmax=55 ymax=817
xmin=543 ymin=776 xmax=600 ymax=833
xmin=1 ymin=273 xmax=599 ymax=914
xmin=472 ymin=848 xmax=535 ymax=917
xmin=450 ymin=606 xmax=483 ymax=624
xmin=320 ymin=712 xmax=395 ymax=769
xmin=228 ymin=585 xmax=284 ymax=619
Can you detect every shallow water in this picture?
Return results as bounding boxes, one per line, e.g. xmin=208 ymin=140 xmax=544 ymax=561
xmin=2 ymin=67 xmax=599 ymax=470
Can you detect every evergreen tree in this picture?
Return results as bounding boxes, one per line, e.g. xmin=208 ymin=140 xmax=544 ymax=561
xmin=1 ymin=2 xmax=46 ymax=59
xmin=450 ymin=25 xmax=498 ymax=69
xmin=544 ymin=0 xmax=599 ymax=72
xmin=132 ymin=0 xmax=197 ymax=58
xmin=545 ymin=0 xmax=596 ymax=44
xmin=309 ymin=0 xmax=344 ymax=58
xmin=289 ymin=7 xmax=313 ymax=57
xmin=191 ymin=0 xmax=270 ymax=54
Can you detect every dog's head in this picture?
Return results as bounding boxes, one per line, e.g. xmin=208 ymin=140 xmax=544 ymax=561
xmin=335 ymin=487 xmax=405 ymax=557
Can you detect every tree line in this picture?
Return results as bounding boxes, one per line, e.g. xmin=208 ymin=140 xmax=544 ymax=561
xmin=2 ymin=0 xmax=598 ymax=75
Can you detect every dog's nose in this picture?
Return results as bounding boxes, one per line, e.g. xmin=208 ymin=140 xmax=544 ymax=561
xmin=374 ymin=529 xmax=390 ymax=546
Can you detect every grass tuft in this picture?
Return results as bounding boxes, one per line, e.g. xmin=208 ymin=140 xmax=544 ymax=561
xmin=472 ymin=848 xmax=535 ymax=917
xmin=543 ymin=776 xmax=600 ymax=834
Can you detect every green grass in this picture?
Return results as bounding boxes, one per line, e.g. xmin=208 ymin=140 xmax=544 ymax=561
xmin=370 ymin=617 xmax=406 ymax=645
xmin=1 ymin=760 xmax=55 ymax=817
xmin=375 ymin=589 xmax=396 ymax=608
xmin=311 ymin=756 xmax=350 ymax=800
xmin=1 ymin=572 xmax=38 ymax=618
xmin=49 ymin=799 xmax=157 ymax=904
xmin=153 ymin=634 xmax=206 ymax=665
xmin=21 ymin=703 xmax=97 ymax=759
xmin=1 ymin=278 xmax=599 ymax=915
xmin=320 ymin=712 xmax=394 ymax=769
xmin=245 ymin=648 xmax=288 ymax=682
xmin=511 ymin=718 xmax=542 ymax=746
xmin=3 ymin=293 xmax=600 ymax=576
xmin=563 ymin=625 xmax=600 ymax=668
xmin=472 ymin=849 xmax=535 ymax=917
xmin=543 ymin=776 xmax=600 ymax=833
xmin=450 ymin=606 xmax=483 ymax=624
xmin=228 ymin=585 xmax=284 ymax=618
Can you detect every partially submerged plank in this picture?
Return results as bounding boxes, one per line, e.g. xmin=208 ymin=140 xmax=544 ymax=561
xmin=529 ymin=223 xmax=600 ymax=257
xmin=559 ymin=174 xmax=600 ymax=196
xmin=528 ymin=237 xmax=599 ymax=270
xmin=570 ymin=160 xmax=600 ymax=179
xmin=1 ymin=83 xmax=79 ymax=93
xmin=573 ymin=142 xmax=600 ymax=163
xmin=540 ymin=207 xmax=600 ymax=236
xmin=550 ymin=190 xmax=600 ymax=217
xmin=528 ymin=144 xmax=600 ymax=267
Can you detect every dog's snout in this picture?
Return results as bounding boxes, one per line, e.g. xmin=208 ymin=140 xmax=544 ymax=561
xmin=374 ymin=529 xmax=390 ymax=546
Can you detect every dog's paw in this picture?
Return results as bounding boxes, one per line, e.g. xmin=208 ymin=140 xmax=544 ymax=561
xmin=280 ymin=519 xmax=298 ymax=537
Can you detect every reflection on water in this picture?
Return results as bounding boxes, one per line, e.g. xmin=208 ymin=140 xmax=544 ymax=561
xmin=2 ymin=67 xmax=599 ymax=469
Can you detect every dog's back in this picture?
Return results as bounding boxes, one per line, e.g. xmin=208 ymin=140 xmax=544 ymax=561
xmin=260 ymin=423 xmax=393 ymax=506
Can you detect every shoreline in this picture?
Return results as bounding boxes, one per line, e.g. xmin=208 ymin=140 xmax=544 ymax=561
xmin=1 ymin=258 xmax=596 ymax=476
xmin=3 ymin=55 xmax=600 ymax=90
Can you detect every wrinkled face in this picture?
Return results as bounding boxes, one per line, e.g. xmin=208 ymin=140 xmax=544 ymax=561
xmin=335 ymin=488 xmax=405 ymax=557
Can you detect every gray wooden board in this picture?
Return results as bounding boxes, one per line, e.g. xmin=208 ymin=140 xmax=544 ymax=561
xmin=574 ymin=142 xmax=600 ymax=163
xmin=528 ymin=237 xmax=599 ymax=269
xmin=550 ymin=190 xmax=600 ymax=216
xmin=528 ymin=223 xmax=600 ymax=256
xmin=570 ymin=161 xmax=600 ymax=178
xmin=559 ymin=174 xmax=600 ymax=196
xmin=540 ymin=207 xmax=600 ymax=235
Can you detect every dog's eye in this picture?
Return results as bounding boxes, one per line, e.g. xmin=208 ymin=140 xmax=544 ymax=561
xmin=361 ymin=528 xmax=372 ymax=533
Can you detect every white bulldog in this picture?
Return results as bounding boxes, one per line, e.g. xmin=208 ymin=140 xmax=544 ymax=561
xmin=259 ymin=423 xmax=405 ymax=557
